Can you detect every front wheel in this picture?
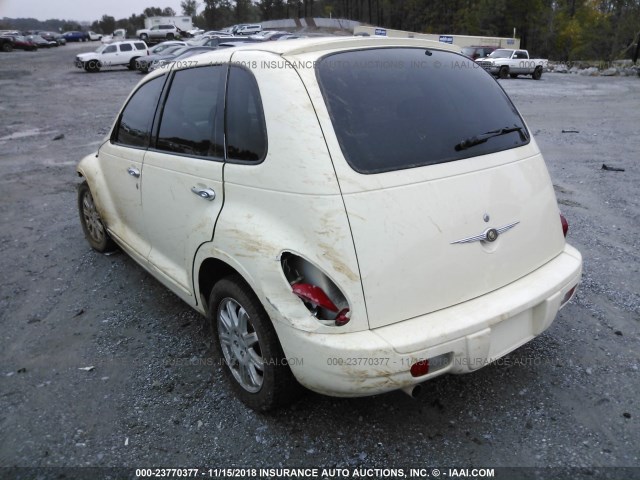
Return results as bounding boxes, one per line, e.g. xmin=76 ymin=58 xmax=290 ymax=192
xmin=166 ymin=33 xmax=175 ymax=40
xmin=140 ymin=33 xmax=148 ymax=41
xmin=498 ymin=66 xmax=509 ymax=79
xmin=1 ymin=43 xmax=12 ymax=52
xmin=78 ymin=182 xmax=115 ymax=252
xmin=84 ymin=60 xmax=101 ymax=72
xmin=532 ymin=67 xmax=543 ymax=80
xmin=209 ymin=275 xmax=301 ymax=411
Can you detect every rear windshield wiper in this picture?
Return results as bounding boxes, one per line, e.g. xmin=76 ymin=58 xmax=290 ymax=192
xmin=455 ymin=126 xmax=528 ymax=151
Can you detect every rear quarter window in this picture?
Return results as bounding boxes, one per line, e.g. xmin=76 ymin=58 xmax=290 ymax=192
xmin=316 ymin=47 xmax=529 ymax=174
xmin=114 ymin=75 xmax=165 ymax=148
xmin=225 ymin=66 xmax=267 ymax=162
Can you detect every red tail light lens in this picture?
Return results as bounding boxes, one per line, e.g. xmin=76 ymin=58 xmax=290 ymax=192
xmin=292 ymin=283 xmax=339 ymax=311
xmin=560 ymin=213 xmax=568 ymax=237
xmin=334 ymin=308 xmax=350 ymax=326
xmin=291 ymin=283 xmax=351 ymax=326
xmin=410 ymin=359 xmax=430 ymax=377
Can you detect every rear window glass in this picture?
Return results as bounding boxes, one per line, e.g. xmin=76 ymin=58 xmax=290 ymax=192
xmin=316 ymin=48 xmax=529 ymax=174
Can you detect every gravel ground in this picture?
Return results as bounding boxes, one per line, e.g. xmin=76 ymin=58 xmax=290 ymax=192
xmin=0 ymin=43 xmax=639 ymax=479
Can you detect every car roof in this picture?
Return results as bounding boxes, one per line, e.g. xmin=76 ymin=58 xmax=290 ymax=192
xmin=110 ymin=40 xmax=145 ymax=45
xmin=144 ymin=37 xmax=460 ymax=81
xmin=216 ymin=36 xmax=458 ymax=56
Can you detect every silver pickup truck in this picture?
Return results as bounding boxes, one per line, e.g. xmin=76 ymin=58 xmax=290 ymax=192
xmin=476 ymin=49 xmax=548 ymax=80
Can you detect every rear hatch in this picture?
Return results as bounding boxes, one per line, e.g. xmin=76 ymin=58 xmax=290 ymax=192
xmin=315 ymin=47 xmax=566 ymax=329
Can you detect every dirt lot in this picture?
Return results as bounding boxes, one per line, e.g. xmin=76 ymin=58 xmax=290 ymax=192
xmin=0 ymin=43 xmax=639 ymax=478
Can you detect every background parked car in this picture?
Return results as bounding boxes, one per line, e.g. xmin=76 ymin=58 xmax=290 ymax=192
xmin=136 ymin=24 xmax=180 ymax=42
xmin=149 ymin=40 xmax=187 ymax=55
xmin=75 ymin=40 xmax=148 ymax=72
xmin=236 ymin=24 xmax=262 ymax=35
xmin=190 ymin=35 xmax=253 ymax=47
xmin=3 ymin=35 xmax=37 ymax=51
xmin=461 ymin=45 xmax=497 ymax=60
xmin=88 ymin=31 xmax=102 ymax=41
xmin=39 ymin=32 xmax=65 ymax=46
xmin=137 ymin=44 xmax=186 ymax=73
xmin=148 ymin=45 xmax=216 ymax=71
xmin=26 ymin=35 xmax=52 ymax=48
xmin=100 ymin=29 xmax=127 ymax=44
xmin=63 ymin=31 xmax=90 ymax=42
xmin=249 ymin=30 xmax=290 ymax=41
xmin=53 ymin=33 xmax=66 ymax=45
xmin=0 ymin=35 xmax=14 ymax=52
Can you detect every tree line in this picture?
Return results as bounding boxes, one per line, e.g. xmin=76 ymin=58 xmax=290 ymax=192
xmin=2 ymin=0 xmax=639 ymax=61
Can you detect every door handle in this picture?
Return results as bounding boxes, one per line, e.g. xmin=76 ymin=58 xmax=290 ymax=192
xmin=191 ymin=186 xmax=216 ymax=201
xmin=127 ymin=167 xmax=140 ymax=178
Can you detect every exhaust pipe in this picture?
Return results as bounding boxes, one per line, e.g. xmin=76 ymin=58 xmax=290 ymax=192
xmin=401 ymin=383 xmax=424 ymax=399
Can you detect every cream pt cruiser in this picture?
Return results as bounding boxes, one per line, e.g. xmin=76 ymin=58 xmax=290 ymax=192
xmin=77 ymin=37 xmax=582 ymax=410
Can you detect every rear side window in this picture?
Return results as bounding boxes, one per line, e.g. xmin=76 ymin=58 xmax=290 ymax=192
xmin=316 ymin=48 xmax=529 ymax=174
xmin=119 ymin=43 xmax=132 ymax=52
xmin=225 ymin=66 xmax=267 ymax=162
xmin=135 ymin=42 xmax=146 ymax=50
xmin=156 ymin=66 xmax=226 ymax=158
xmin=115 ymin=75 xmax=164 ymax=148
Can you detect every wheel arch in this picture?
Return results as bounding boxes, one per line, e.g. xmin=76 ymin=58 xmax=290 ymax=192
xmin=197 ymin=256 xmax=251 ymax=316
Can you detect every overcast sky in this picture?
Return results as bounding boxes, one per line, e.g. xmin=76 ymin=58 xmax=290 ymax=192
xmin=0 ymin=0 xmax=192 ymax=22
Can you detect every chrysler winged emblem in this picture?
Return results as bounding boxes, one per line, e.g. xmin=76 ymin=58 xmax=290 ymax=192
xmin=451 ymin=221 xmax=520 ymax=245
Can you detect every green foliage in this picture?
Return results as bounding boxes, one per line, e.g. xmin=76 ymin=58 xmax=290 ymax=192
xmin=181 ymin=0 xmax=199 ymax=16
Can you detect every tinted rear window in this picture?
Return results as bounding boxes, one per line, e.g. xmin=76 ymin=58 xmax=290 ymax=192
xmin=316 ymin=48 xmax=529 ymax=174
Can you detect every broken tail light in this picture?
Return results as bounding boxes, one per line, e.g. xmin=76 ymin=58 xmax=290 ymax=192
xmin=282 ymin=252 xmax=351 ymax=327
xmin=292 ymin=283 xmax=351 ymax=326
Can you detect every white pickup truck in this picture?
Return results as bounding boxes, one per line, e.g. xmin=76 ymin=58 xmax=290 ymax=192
xmin=476 ymin=49 xmax=548 ymax=80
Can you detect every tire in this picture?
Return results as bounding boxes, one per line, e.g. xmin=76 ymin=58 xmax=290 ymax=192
xmin=510 ymin=73 xmax=518 ymax=78
xmin=140 ymin=33 xmax=148 ymax=41
xmin=1 ymin=42 xmax=12 ymax=52
xmin=166 ymin=33 xmax=174 ymax=40
xmin=84 ymin=60 xmax=101 ymax=72
xmin=498 ymin=66 xmax=509 ymax=79
xmin=128 ymin=57 xmax=139 ymax=70
xmin=532 ymin=67 xmax=543 ymax=80
xmin=78 ymin=182 xmax=115 ymax=252
xmin=209 ymin=275 xmax=302 ymax=411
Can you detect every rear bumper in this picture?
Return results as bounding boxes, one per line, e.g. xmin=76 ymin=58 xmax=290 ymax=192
xmin=275 ymin=244 xmax=582 ymax=397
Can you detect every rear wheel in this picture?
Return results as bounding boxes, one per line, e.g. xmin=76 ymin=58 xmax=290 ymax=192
xmin=498 ymin=66 xmax=509 ymax=79
xmin=532 ymin=66 xmax=543 ymax=80
xmin=140 ymin=33 xmax=148 ymax=41
xmin=209 ymin=275 xmax=301 ymax=411
xmin=1 ymin=42 xmax=12 ymax=52
xmin=78 ymin=182 xmax=115 ymax=252
xmin=128 ymin=57 xmax=139 ymax=70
